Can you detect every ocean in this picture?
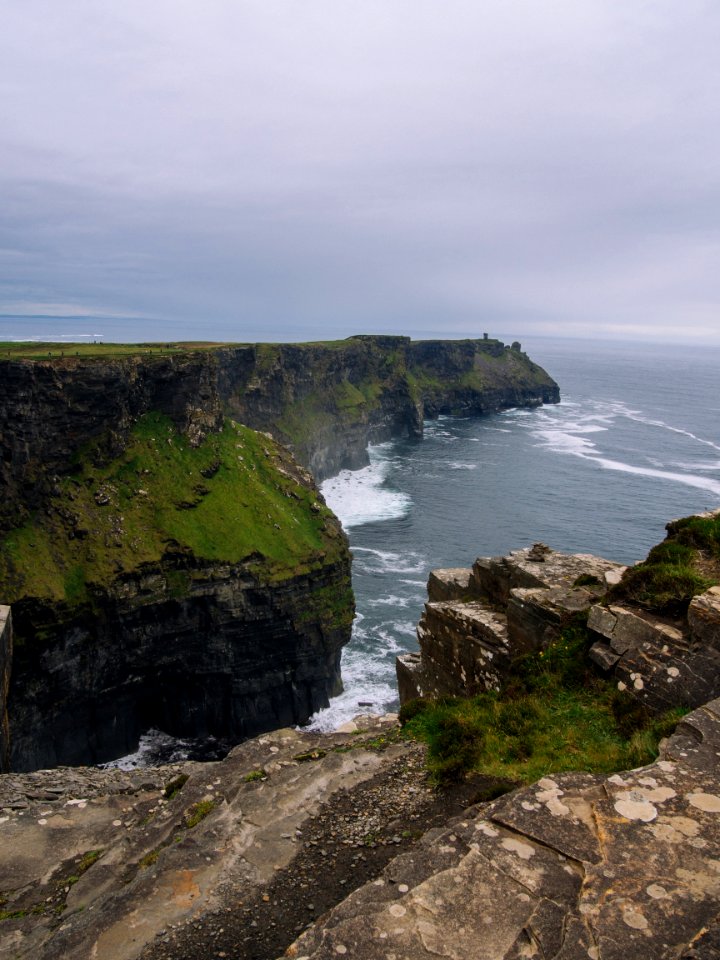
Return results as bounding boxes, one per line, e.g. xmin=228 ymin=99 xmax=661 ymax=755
xmin=310 ymin=337 xmax=720 ymax=731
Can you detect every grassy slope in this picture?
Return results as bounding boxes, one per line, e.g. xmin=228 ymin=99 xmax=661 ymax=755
xmin=402 ymin=626 xmax=686 ymax=787
xmin=0 ymin=412 xmax=345 ymax=605
xmin=609 ymin=512 xmax=720 ymax=614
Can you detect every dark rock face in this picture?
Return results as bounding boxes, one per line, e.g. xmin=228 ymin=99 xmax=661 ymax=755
xmin=0 ymin=337 xmax=558 ymax=523
xmin=9 ymin=557 xmax=351 ymax=771
xmin=0 ymin=606 xmax=11 ymax=772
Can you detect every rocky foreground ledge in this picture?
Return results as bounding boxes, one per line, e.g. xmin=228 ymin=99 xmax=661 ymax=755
xmin=2 ymin=703 xmax=720 ymax=959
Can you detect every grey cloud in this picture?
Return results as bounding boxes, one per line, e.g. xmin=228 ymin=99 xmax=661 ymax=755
xmin=1 ymin=0 xmax=719 ymax=342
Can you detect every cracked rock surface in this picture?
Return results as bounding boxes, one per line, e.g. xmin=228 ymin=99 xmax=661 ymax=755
xmin=287 ymin=698 xmax=720 ymax=960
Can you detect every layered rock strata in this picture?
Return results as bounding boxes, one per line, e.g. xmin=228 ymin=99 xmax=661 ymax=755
xmin=397 ymin=544 xmax=624 ymax=703
xmin=399 ymin=524 xmax=720 ymax=714
xmin=8 ymin=556 xmax=351 ymax=771
xmin=0 ymin=336 xmax=559 ymax=533
xmin=1 ymin=416 xmax=353 ymax=771
xmin=0 ymin=336 xmax=557 ymax=771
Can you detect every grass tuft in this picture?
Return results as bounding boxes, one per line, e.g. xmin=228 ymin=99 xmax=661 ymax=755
xmin=609 ymin=512 xmax=720 ymax=615
xmin=184 ymin=799 xmax=217 ymax=828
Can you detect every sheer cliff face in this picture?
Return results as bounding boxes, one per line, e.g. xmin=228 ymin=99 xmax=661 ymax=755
xmin=0 ymin=336 xmax=557 ymax=770
xmin=9 ymin=556 xmax=351 ymax=771
xmin=216 ymin=336 xmax=560 ymax=479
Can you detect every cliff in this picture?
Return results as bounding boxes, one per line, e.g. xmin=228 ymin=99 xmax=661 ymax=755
xmin=217 ymin=335 xmax=560 ymax=478
xmin=0 ymin=336 xmax=559 ymax=531
xmin=0 ymin=335 xmax=557 ymax=769
xmin=0 ymin=413 xmax=353 ymax=770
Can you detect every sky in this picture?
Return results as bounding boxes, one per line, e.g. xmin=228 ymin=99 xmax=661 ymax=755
xmin=1 ymin=0 xmax=719 ymax=344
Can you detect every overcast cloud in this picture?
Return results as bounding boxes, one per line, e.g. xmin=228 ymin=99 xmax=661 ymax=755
xmin=1 ymin=0 xmax=719 ymax=343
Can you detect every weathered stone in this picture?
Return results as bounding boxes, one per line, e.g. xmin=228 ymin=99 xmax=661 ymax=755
xmin=395 ymin=652 xmax=425 ymax=703
xmin=506 ymin=586 xmax=597 ymax=654
xmin=403 ymin=601 xmax=509 ymax=701
xmin=588 ymin=641 xmax=621 ymax=671
xmin=473 ymin=547 xmax=624 ymax=605
xmin=689 ymin=586 xmax=720 ymax=650
xmin=426 ymin=568 xmax=474 ymax=603
xmin=588 ymin=603 xmax=685 ymax=655
xmin=614 ymin=643 xmax=720 ymax=713
xmin=289 ymin=699 xmax=720 ymax=960
xmin=0 ymin=719 xmax=406 ymax=960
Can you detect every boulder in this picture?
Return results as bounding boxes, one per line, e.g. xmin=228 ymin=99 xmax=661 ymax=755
xmin=426 ymin=568 xmax=474 ymax=603
xmin=406 ymin=601 xmax=509 ymax=700
xmin=395 ymin=651 xmax=426 ymax=703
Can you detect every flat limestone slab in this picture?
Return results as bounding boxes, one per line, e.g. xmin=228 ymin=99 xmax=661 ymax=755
xmin=287 ymin=698 xmax=720 ymax=960
xmin=426 ymin=568 xmax=474 ymax=603
xmin=473 ymin=546 xmax=625 ymax=605
xmin=0 ymin=719 xmax=407 ymax=960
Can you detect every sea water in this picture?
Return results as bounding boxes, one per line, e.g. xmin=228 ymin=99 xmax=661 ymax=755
xmin=309 ymin=337 xmax=720 ymax=730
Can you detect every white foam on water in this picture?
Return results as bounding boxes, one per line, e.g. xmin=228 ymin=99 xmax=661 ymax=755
xmin=529 ymin=399 xmax=720 ymax=500
xmin=367 ymin=594 xmax=412 ymax=608
xmin=320 ymin=446 xmax=410 ymax=528
xmin=447 ymin=462 xmax=477 ymax=470
xmin=622 ymin=410 xmax=720 ymax=452
xmin=591 ymin=456 xmax=720 ymax=497
xmin=304 ymin=632 xmax=401 ymax=732
xmin=668 ymin=459 xmax=720 ymax=473
xmin=99 ymin=729 xmax=195 ymax=770
xmin=351 ymin=547 xmax=428 ymax=575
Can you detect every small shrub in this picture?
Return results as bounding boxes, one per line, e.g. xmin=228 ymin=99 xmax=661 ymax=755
xmin=573 ymin=574 xmax=601 ymax=587
xmin=243 ymin=769 xmax=267 ymax=782
xmin=422 ymin=707 xmax=485 ymax=784
xmin=292 ymin=750 xmax=327 ymax=762
xmin=398 ymin=698 xmax=429 ymax=726
xmin=610 ymin=690 xmax=652 ymax=739
xmin=184 ymin=799 xmax=216 ymax=828
xmin=613 ymin=562 xmax=711 ymax=615
xmin=139 ymin=849 xmax=161 ymax=869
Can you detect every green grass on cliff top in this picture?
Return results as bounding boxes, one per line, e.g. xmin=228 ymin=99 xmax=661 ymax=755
xmin=0 ymin=413 xmax=345 ymax=604
xmin=0 ymin=339 xmax=355 ymax=360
